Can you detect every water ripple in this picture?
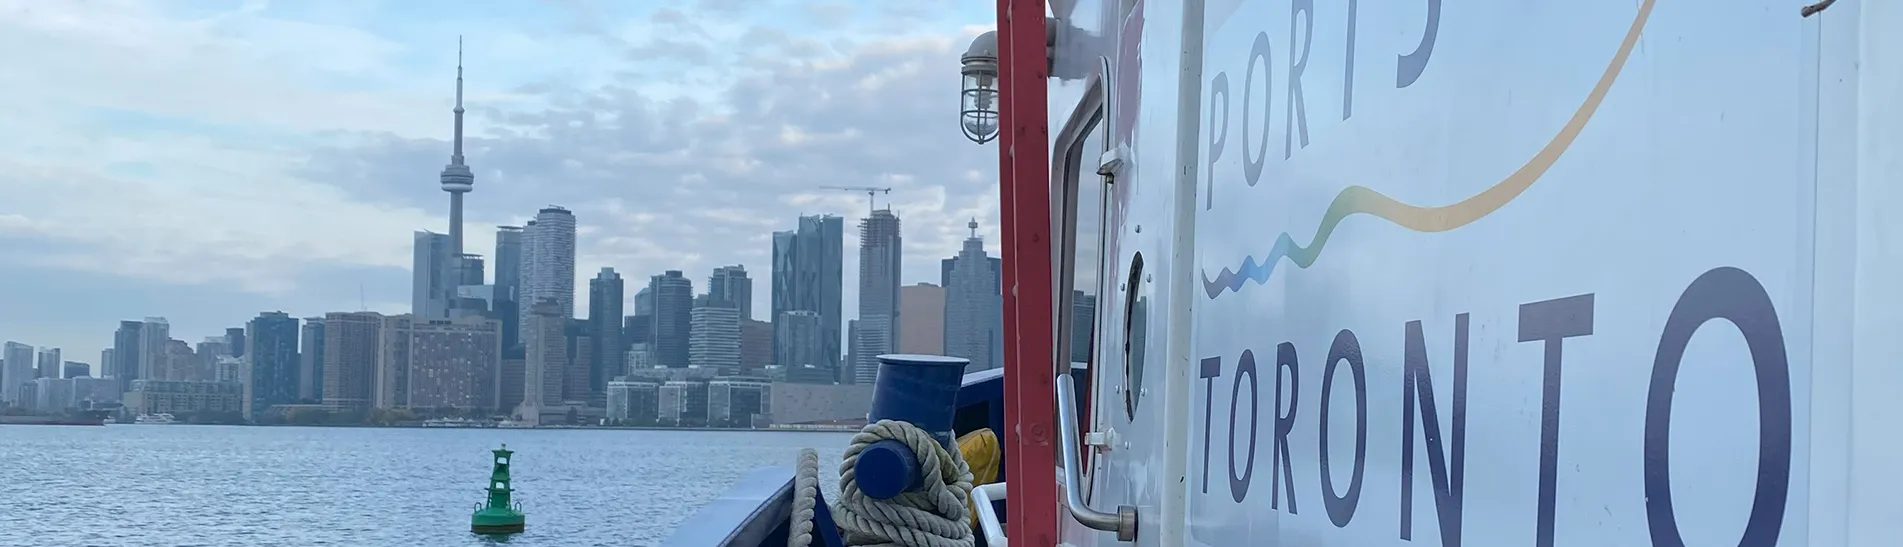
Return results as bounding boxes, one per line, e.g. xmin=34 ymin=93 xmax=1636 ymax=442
xmin=0 ymin=425 xmax=852 ymax=547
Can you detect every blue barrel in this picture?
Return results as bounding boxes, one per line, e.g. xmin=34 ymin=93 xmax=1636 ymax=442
xmin=855 ymin=354 xmax=970 ymax=499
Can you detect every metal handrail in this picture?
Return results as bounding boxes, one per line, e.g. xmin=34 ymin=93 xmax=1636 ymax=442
xmin=972 ymin=482 xmax=1010 ymax=546
xmin=1057 ymin=373 xmax=1137 ymax=541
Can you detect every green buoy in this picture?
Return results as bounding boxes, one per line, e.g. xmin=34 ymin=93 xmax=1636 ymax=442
xmin=471 ymin=443 xmax=527 ymax=535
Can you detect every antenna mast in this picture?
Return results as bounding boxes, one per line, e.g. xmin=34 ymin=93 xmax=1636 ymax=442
xmin=453 ymin=35 xmax=465 ymax=163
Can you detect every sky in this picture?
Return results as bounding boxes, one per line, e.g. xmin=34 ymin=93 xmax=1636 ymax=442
xmin=0 ymin=0 xmax=1005 ymax=362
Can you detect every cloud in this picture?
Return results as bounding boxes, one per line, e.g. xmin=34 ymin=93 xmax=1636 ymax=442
xmin=803 ymin=2 xmax=857 ymax=27
xmin=693 ymin=0 xmax=750 ymax=15
xmin=0 ymin=0 xmax=1003 ymax=360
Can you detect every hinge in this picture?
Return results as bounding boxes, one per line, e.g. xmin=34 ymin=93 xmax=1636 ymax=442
xmin=1098 ymin=144 xmax=1128 ymax=176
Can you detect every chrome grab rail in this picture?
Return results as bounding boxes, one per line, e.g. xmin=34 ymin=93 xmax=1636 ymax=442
xmin=972 ymin=482 xmax=1010 ymax=547
xmin=1057 ymin=373 xmax=1138 ymax=541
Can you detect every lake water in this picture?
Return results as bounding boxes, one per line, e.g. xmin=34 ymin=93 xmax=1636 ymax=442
xmin=0 ymin=425 xmax=854 ymax=547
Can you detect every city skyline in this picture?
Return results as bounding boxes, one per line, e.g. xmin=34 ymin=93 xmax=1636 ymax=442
xmin=6 ymin=205 xmax=1006 ymax=371
xmin=0 ymin=1 xmax=1007 ymax=361
xmin=0 ymin=68 xmax=1022 ymax=421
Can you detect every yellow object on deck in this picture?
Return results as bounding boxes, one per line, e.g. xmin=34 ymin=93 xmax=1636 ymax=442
xmin=958 ymin=428 xmax=1001 ymax=529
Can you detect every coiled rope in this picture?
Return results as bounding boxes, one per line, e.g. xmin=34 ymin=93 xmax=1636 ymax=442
xmin=790 ymin=420 xmax=976 ymax=547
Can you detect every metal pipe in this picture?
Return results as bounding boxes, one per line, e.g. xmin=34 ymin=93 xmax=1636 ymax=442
xmin=1056 ymin=374 xmax=1138 ymax=541
xmin=972 ymin=482 xmax=1010 ymax=547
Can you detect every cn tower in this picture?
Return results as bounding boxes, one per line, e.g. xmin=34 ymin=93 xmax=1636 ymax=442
xmin=441 ymin=37 xmax=474 ymax=267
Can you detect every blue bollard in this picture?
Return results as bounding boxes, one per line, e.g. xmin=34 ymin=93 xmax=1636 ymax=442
xmin=855 ymin=354 xmax=970 ymax=500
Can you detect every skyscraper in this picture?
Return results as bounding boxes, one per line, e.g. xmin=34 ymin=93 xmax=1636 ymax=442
xmin=709 ymin=265 xmax=752 ymax=319
xmin=739 ymin=319 xmax=772 ymax=369
xmin=226 ymin=327 xmax=246 ymax=358
xmin=941 ymin=255 xmax=1003 ymax=295
xmin=380 ymin=315 xmax=501 ymax=410
xmin=647 ymin=271 xmax=694 ymax=368
xmin=588 ymin=267 xmax=625 ymax=403
xmin=412 ymin=230 xmax=452 ymax=318
xmin=453 ymin=253 xmax=488 ymax=317
xmin=520 ymin=298 xmax=566 ymax=420
xmin=852 ymin=209 xmax=902 ymax=385
xmin=898 ymin=283 xmax=945 ymax=354
xmin=689 ymin=306 xmax=741 ymax=374
xmin=163 ymin=339 xmax=196 ymax=382
xmin=517 ymin=207 xmax=576 ymax=334
xmin=633 ymin=286 xmax=654 ymax=316
xmin=562 ymin=319 xmax=593 ymax=405
xmin=322 ymin=312 xmax=383 ymax=413
xmin=36 ymin=348 xmax=61 ymax=380
xmin=373 ymin=316 xmax=417 ymax=410
xmin=944 ymin=220 xmax=1005 ymax=372
xmin=245 ymin=312 xmax=300 ymax=419
xmin=845 ymin=319 xmax=861 ymax=383
xmin=2 ymin=342 xmax=33 ymax=404
xmin=139 ymin=318 xmax=170 ymax=381
xmin=111 ymin=321 xmax=141 ymax=391
xmin=496 ymin=356 xmax=525 ymax=414
xmin=195 ymin=337 xmax=230 ymax=379
xmin=624 ymin=314 xmax=652 ymax=346
xmin=769 ymin=214 xmax=843 ymax=376
xmin=775 ymin=311 xmax=829 ymax=383
xmin=494 ymin=226 xmax=524 ymax=351
xmin=299 ymin=317 xmax=325 ymax=401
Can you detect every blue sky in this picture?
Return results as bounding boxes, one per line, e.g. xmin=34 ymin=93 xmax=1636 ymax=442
xmin=0 ymin=0 xmax=1001 ymax=361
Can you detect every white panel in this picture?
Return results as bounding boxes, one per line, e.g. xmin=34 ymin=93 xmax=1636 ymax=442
xmin=1185 ymin=0 xmax=1823 ymax=545
xmin=1804 ymin=1 xmax=1857 ymax=545
xmin=1845 ymin=0 xmax=1903 ymax=542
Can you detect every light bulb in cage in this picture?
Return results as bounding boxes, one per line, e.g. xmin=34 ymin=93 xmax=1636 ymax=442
xmin=960 ymin=31 xmax=1001 ymax=144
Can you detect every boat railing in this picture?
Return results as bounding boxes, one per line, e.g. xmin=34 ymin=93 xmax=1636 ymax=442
xmin=971 ymin=482 xmax=1009 ymax=546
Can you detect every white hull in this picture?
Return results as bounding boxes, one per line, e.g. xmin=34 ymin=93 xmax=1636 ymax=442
xmin=133 ymin=413 xmax=176 ymax=425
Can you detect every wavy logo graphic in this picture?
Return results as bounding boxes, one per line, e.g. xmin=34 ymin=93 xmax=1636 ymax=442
xmin=1201 ymin=0 xmax=1657 ymax=300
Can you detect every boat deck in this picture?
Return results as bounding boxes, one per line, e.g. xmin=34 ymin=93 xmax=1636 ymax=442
xmin=661 ymin=367 xmax=1078 ymax=547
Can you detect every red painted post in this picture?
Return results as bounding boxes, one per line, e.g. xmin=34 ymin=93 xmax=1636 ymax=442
xmin=996 ymin=0 xmax=1058 ymax=544
xmin=993 ymin=0 xmax=1024 ymax=535
xmin=993 ymin=0 xmax=1023 ymax=538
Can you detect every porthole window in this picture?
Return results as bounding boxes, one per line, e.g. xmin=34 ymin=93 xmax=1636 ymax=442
xmin=1123 ymin=253 xmax=1146 ymax=419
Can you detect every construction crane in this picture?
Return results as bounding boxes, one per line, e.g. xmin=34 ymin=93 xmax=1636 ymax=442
xmin=821 ymin=186 xmax=894 ymax=215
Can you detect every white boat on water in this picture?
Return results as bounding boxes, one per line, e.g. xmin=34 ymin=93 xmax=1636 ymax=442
xmin=423 ymin=417 xmax=482 ymax=428
xmin=133 ymin=413 xmax=176 ymax=425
